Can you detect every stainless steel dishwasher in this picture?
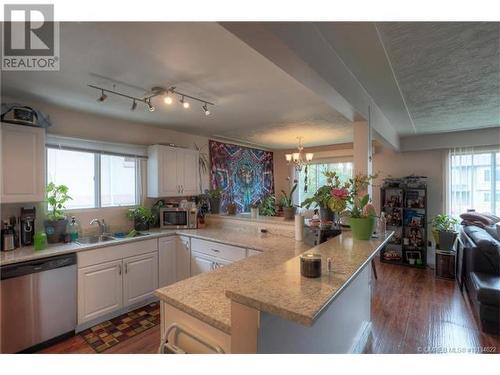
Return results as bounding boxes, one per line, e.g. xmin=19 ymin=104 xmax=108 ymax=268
xmin=0 ymin=253 xmax=77 ymax=353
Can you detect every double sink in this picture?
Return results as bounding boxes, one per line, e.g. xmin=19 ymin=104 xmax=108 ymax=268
xmin=76 ymin=232 xmax=150 ymax=245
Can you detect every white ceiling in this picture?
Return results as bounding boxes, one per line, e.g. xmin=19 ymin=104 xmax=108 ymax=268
xmin=315 ymin=22 xmax=500 ymax=136
xmin=1 ymin=22 xmax=351 ymax=149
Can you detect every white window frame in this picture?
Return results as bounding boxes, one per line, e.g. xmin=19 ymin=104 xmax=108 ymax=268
xmin=46 ymin=140 xmax=145 ymax=210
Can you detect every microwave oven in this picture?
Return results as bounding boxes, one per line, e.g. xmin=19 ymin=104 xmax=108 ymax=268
xmin=159 ymin=207 xmax=197 ymax=229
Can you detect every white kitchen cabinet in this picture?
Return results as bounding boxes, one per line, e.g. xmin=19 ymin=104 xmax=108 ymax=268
xmin=123 ymin=252 xmax=158 ymax=306
xmin=78 ymin=259 xmax=123 ymax=323
xmin=191 ymin=251 xmax=230 ymax=276
xmin=159 ymin=235 xmax=191 ymax=287
xmin=147 ymin=144 xmax=199 ymax=198
xmin=1 ymin=122 xmax=45 ymax=203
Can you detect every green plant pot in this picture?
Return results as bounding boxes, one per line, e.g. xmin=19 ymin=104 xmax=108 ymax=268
xmin=349 ymin=217 xmax=376 ymax=240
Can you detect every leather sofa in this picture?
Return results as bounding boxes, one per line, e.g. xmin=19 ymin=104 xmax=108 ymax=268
xmin=460 ymin=225 xmax=500 ymax=335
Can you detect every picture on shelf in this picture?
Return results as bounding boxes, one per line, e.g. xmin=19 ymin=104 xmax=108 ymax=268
xmin=385 ymin=208 xmax=402 ymax=227
xmin=404 ymin=227 xmax=425 ymax=248
xmin=405 ymin=250 xmax=423 ymax=266
xmin=404 ymin=209 xmax=425 ymax=227
xmin=406 ymin=190 xmax=426 ymax=209
xmin=384 ymin=189 xmax=403 ymax=208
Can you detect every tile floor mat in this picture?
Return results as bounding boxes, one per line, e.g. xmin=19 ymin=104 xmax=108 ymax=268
xmin=80 ymin=302 xmax=160 ymax=353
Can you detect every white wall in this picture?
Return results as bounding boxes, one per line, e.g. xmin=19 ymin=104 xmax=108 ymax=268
xmin=1 ymin=96 xmax=211 ymax=233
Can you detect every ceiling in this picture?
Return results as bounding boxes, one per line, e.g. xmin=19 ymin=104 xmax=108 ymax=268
xmin=315 ymin=22 xmax=500 ymax=136
xmin=1 ymin=22 xmax=351 ymax=149
xmin=2 ymin=22 xmax=498 ymax=149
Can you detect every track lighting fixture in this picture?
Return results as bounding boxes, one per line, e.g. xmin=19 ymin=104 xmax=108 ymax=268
xmin=202 ymin=103 xmax=210 ymax=116
xmin=97 ymin=89 xmax=107 ymax=102
xmin=88 ymin=84 xmax=214 ymax=116
xmin=180 ymin=95 xmax=190 ymax=109
xmin=147 ymin=99 xmax=155 ymax=112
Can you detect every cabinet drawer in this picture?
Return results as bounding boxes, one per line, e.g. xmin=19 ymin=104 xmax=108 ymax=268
xmin=78 ymin=238 xmax=158 ymax=268
xmin=190 ymin=238 xmax=246 ymax=262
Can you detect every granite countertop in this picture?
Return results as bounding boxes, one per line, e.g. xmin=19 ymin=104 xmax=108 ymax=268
xmin=0 ymin=229 xmax=180 ymax=266
xmin=155 ymin=228 xmax=393 ymax=334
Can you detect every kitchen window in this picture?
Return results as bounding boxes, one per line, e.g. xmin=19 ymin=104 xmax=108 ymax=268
xmin=297 ymin=161 xmax=353 ymax=207
xmin=447 ymin=148 xmax=500 ymax=217
xmin=47 ymin=144 xmax=142 ymax=210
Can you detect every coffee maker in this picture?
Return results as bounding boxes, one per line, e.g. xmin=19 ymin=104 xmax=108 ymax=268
xmin=20 ymin=206 xmax=36 ymax=246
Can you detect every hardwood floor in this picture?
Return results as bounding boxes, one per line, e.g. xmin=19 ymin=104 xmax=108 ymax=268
xmin=39 ymin=257 xmax=499 ymax=354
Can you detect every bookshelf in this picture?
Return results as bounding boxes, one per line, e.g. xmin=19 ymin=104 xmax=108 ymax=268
xmin=380 ymin=177 xmax=428 ymax=268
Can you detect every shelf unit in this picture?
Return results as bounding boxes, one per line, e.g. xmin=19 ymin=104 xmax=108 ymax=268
xmin=380 ymin=182 xmax=428 ymax=268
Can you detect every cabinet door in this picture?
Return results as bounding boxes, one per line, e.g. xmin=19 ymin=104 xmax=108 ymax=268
xmin=191 ymin=251 xmax=216 ymax=276
xmin=1 ymin=123 xmax=45 ymax=203
xmin=176 ymin=236 xmax=191 ymax=281
xmin=181 ymin=149 xmax=200 ymax=196
xmin=160 ymin=146 xmax=180 ymax=196
xmin=123 ymin=252 xmax=158 ymax=306
xmin=159 ymin=237 xmax=178 ymax=288
xmin=78 ymin=260 xmax=123 ymax=324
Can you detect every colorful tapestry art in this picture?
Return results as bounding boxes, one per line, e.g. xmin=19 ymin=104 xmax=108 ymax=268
xmin=209 ymin=140 xmax=274 ymax=214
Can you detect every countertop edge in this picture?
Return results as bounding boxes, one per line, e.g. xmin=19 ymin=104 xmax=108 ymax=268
xmin=225 ymin=233 xmax=394 ymax=326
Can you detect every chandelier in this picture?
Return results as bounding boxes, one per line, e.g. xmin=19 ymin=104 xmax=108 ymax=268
xmin=285 ymin=137 xmax=313 ymax=171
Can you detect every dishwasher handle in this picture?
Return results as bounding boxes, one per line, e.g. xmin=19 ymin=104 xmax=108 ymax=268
xmin=0 ymin=253 xmax=77 ymax=280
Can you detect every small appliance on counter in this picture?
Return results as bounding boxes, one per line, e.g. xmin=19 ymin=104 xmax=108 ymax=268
xmin=160 ymin=207 xmax=198 ymax=229
xmin=1 ymin=220 xmax=16 ymax=251
xmin=20 ymin=206 xmax=36 ymax=246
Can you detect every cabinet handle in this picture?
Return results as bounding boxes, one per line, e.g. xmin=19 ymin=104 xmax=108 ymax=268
xmin=211 ymin=249 xmax=220 ymax=253
xmin=210 ymin=262 xmax=215 ymax=271
xmin=125 ymin=263 xmax=128 ymax=274
xmin=118 ymin=264 xmax=122 ymax=275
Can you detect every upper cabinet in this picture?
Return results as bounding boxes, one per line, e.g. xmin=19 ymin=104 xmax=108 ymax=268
xmin=147 ymin=145 xmax=200 ymax=198
xmin=1 ymin=123 xmax=46 ymax=203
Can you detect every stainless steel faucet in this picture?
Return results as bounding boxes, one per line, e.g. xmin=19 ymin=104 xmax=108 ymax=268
xmin=90 ymin=218 xmax=106 ymax=235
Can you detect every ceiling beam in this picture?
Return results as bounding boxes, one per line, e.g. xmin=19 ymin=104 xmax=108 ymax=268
xmin=221 ymin=22 xmax=400 ymax=150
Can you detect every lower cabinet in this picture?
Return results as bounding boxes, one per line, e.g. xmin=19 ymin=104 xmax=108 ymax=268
xmin=77 ymin=241 xmax=159 ymax=326
xmin=123 ymin=252 xmax=158 ymax=306
xmin=78 ymin=259 xmax=123 ymax=323
xmin=191 ymin=251 xmax=230 ymax=276
xmin=158 ymin=235 xmax=191 ymax=288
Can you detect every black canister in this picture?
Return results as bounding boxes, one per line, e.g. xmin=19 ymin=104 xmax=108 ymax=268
xmin=300 ymin=253 xmax=322 ymax=278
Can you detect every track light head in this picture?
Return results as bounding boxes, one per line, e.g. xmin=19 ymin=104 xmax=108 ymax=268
xmin=147 ymin=99 xmax=155 ymax=112
xmin=164 ymin=95 xmax=173 ymax=105
xmin=97 ymin=89 xmax=107 ymax=102
xmin=180 ymin=95 xmax=190 ymax=109
xmin=131 ymin=100 xmax=137 ymax=111
xmin=202 ymin=104 xmax=210 ymax=116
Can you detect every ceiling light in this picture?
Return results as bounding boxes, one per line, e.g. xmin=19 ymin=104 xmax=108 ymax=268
xmin=164 ymin=94 xmax=173 ymax=105
xmin=131 ymin=99 xmax=137 ymax=111
xmin=285 ymin=154 xmax=292 ymax=162
xmin=202 ymin=103 xmax=210 ymax=116
xmin=286 ymin=137 xmax=313 ymax=171
xmin=147 ymin=99 xmax=155 ymax=112
xmin=180 ymin=96 xmax=190 ymax=109
xmin=97 ymin=89 xmax=107 ymax=102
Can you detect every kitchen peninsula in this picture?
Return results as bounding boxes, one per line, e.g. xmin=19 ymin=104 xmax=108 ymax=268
xmin=155 ymin=216 xmax=393 ymax=354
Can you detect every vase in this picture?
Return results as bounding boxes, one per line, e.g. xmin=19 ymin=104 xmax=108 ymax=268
xmin=283 ymin=207 xmax=296 ymax=221
xmin=349 ymin=217 xmax=376 ymax=240
xmin=209 ymin=197 xmax=221 ymax=214
xmin=438 ymin=231 xmax=457 ymax=251
xmin=44 ymin=219 xmax=68 ymax=244
xmin=250 ymin=207 xmax=259 ymax=219
xmin=319 ymin=207 xmax=334 ymax=222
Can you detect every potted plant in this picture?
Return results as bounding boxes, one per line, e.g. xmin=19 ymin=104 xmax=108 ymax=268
xmin=259 ymin=194 xmax=276 ymax=216
xmin=301 ymin=185 xmax=335 ymax=222
xmin=280 ymin=182 xmax=298 ymax=220
xmin=431 ymin=214 xmax=459 ymax=250
xmin=44 ymin=182 xmax=72 ymax=243
xmin=127 ymin=206 xmax=155 ymax=231
xmin=207 ymin=188 xmax=223 ymax=214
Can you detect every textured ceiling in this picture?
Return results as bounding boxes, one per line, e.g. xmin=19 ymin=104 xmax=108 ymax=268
xmin=376 ymin=22 xmax=500 ymax=134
